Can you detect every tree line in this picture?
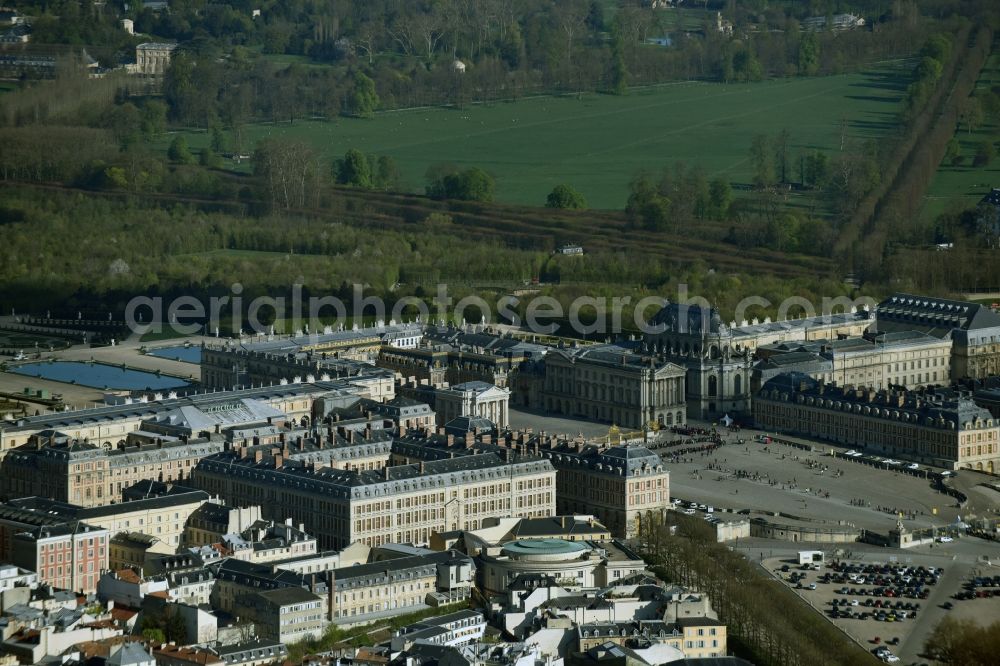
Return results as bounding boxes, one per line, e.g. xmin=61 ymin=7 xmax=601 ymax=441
xmin=637 ymin=511 xmax=880 ymax=666
xmin=8 ymin=1 xmax=989 ymax=131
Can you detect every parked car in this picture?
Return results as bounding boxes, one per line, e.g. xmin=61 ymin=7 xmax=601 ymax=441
xmin=938 ymin=536 xmax=954 ymax=543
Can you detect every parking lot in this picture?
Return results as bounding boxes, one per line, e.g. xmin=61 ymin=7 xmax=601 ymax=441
xmin=763 ymin=551 xmax=1000 ymax=665
xmin=767 ymin=555 xmax=948 ymax=664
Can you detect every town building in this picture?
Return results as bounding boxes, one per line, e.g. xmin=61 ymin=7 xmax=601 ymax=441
xmin=322 ymin=395 xmax=436 ymax=432
xmin=218 ymin=518 xmax=318 ymax=564
xmin=542 ymin=441 xmax=669 ymax=539
xmin=154 ymin=643 xmax=225 ymax=666
xmin=96 ymin=567 xmax=168 ymax=609
xmin=432 ymin=381 xmax=511 ymax=429
xmin=378 ymin=326 xmax=549 ymax=389
xmin=574 ymin=617 xmax=727 ymax=662
xmin=390 ymin=609 xmax=486 ymax=651
xmin=875 ymin=293 xmax=1000 ymax=380
xmin=233 ymin=585 xmax=325 ymax=644
xmin=0 ymin=562 xmax=38 ymax=591
xmin=541 ymin=345 xmax=687 ymax=429
xmin=754 ymin=372 xmax=1000 ymax=472
xmin=209 ymin=639 xmax=288 ymax=666
xmin=192 ymin=435 xmax=556 ymax=550
xmin=391 ymin=431 xmax=669 ymax=539
xmin=431 ymin=515 xmax=612 ymax=552
xmin=108 ymin=532 xmax=173 ymax=570
xmin=2 ymin=517 xmax=109 ymax=593
xmin=0 ymin=433 xmax=223 ymax=507
xmin=752 ymin=330 xmax=953 ymax=393
xmin=183 ymin=503 xmax=263 ymax=548
xmin=200 ymin=323 xmax=420 ymax=389
xmin=477 ymin=538 xmax=646 ymax=597
xmin=209 ymin=558 xmax=327 ymax=637
xmin=0 ymin=379 xmax=386 ymax=457
xmin=329 ymin=549 xmax=475 ymax=626
xmin=644 ymin=303 xmax=872 ymax=419
xmin=132 ymin=42 xmax=178 ymax=77
xmin=6 ymin=485 xmax=210 ymax=551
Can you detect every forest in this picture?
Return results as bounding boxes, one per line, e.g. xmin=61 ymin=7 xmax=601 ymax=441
xmin=0 ymin=0 xmax=998 ymax=318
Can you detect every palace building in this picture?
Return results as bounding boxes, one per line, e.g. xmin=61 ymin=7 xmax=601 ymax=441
xmin=875 ymin=293 xmax=1000 ymax=380
xmin=754 ymin=372 xmax=1000 ymax=472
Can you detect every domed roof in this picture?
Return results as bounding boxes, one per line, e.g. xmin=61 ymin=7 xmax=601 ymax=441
xmin=501 ymin=539 xmax=588 ymax=560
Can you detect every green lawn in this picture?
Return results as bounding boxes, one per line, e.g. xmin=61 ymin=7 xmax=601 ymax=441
xmin=920 ymin=52 xmax=1000 ymax=224
xmin=171 ymin=62 xmax=907 ymax=209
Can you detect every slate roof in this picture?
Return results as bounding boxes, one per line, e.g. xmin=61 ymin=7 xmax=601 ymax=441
xmin=549 ymin=344 xmax=684 ymax=374
xmin=508 ymin=516 xmax=609 ymax=538
xmin=876 ymin=293 xmax=1000 ymax=336
xmin=251 ymin=585 xmax=320 ymax=606
xmin=196 ymin=448 xmax=553 ymax=500
xmin=443 ymin=416 xmax=495 ymax=436
xmin=107 ymin=642 xmax=154 ymax=666
xmin=9 ymin=489 xmax=208 ymax=520
xmin=331 ymin=550 xmax=471 ymax=589
xmin=758 ymin=372 xmax=995 ymax=430
xmin=0 ymin=380 xmax=371 ymax=434
xmin=212 ymin=639 xmax=287 ymax=663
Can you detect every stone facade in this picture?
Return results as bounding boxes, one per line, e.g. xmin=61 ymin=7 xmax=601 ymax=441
xmin=876 ymin=293 xmax=1000 ymax=380
xmin=134 ymin=42 xmax=177 ymax=76
xmin=0 ymin=435 xmax=222 ymax=508
xmin=541 ymin=345 xmax=686 ymax=430
xmin=433 ymin=381 xmax=511 ymax=428
xmin=645 ymin=303 xmax=872 ymax=419
xmin=754 ymin=330 xmax=953 ymax=393
xmin=192 ymin=437 xmax=556 ymax=550
xmin=754 ymin=372 xmax=1000 ymax=472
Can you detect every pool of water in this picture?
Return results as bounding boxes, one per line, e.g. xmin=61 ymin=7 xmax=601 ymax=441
xmin=146 ymin=345 xmax=202 ymax=364
xmin=9 ymin=361 xmax=191 ymax=390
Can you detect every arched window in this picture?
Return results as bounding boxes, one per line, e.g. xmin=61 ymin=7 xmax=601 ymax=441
xmin=708 ymin=375 xmax=718 ymax=397
xmin=734 ymin=374 xmax=742 ymax=396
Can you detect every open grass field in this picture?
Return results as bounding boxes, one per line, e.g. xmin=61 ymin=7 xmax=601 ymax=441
xmin=172 ymin=61 xmax=908 ymax=210
xmin=919 ymin=52 xmax=1000 ymax=224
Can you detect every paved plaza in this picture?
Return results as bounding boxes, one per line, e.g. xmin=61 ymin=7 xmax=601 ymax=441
xmin=508 ymin=407 xmax=617 ymax=439
xmin=662 ymin=426 xmax=1000 ymax=533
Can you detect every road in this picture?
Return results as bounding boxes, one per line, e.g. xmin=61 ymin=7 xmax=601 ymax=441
xmin=732 ymin=538 xmax=987 ymax=665
xmin=896 ymin=559 xmax=970 ymax=664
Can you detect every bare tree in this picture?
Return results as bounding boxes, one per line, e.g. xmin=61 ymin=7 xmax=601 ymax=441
xmin=254 ymin=138 xmax=320 ymax=210
xmin=554 ymin=0 xmax=588 ymax=63
xmin=411 ymin=4 xmax=451 ymax=59
xmin=355 ymin=15 xmax=384 ymax=65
